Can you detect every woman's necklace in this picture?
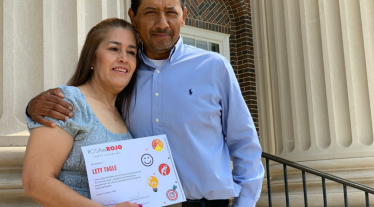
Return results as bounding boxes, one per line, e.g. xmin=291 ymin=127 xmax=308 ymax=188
xmin=89 ymin=84 xmax=117 ymax=122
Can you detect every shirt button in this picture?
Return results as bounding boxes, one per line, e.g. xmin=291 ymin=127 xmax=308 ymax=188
xmin=155 ymin=93 xmax=159 ymax=97
xmin=156 ymin=118 xmax=160 ymax=123
xmin=156 ymin=70 xmax=160 ymax=74
xmin=171 ymin=58 xmax=173 ymax=61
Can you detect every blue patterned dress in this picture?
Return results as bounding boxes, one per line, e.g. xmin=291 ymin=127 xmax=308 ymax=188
xmin=27 ymin=85 xmax=133 ymax=201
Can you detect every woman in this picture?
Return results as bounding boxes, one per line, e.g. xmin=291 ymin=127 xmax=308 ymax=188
xmin=22 ymin=18 xmax=140 ymax=207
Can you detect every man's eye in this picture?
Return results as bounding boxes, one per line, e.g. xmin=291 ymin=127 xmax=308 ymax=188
xmin=167 ymin=11 xmax=178 ymax=15
xmin=146 ymin=11 xmax=156 ymax=14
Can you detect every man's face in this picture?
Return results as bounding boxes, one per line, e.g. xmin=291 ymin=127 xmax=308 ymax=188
xmin=129 ymin=0 xmax=187 ymax=59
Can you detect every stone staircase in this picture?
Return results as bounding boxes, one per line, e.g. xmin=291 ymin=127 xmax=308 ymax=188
xmin=0 ymin=147 xmax=38 ymax=207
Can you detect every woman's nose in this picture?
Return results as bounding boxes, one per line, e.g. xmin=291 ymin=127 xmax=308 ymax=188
xmin=118 ymin=52 xmax=128 ymax=63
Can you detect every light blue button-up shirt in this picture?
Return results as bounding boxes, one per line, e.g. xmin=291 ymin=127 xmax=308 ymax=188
xmin=125 ymin=37 xmax=264 ymax=207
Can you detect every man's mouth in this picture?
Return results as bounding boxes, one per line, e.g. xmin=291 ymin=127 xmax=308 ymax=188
xmin=151 ymin=29 xmax=172 ymax=37
xmin=152 ymin=33 xmax=171 ymax=38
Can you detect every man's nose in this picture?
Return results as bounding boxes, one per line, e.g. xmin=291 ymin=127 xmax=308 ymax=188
xmin=155 ymin=12 xmax=169 ymax=29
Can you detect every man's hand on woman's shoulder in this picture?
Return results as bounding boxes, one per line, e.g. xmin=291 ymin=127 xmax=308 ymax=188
xmin=26 ymin=88 xmax=74 ymax=127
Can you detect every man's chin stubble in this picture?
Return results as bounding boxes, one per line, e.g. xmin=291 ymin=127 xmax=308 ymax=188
xmin=149 ymin=42 xmax=174 ymax=53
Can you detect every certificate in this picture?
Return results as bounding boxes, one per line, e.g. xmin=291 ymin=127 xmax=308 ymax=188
xmin=81 ymin=134 xmax=186 ymax=207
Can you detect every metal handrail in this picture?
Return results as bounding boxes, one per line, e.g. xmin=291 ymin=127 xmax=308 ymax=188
xmin=262 ymin=152 xmax=374 ymax=207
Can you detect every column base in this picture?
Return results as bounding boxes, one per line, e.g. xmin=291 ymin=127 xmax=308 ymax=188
xmin=0 ymin=147 xmax=37 ymax=206
xmin=0 ymin=194 xmax=38 ymax=207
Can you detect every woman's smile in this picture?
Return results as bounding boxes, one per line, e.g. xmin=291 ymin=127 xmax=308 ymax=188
xmin=112 ymin=66 xmax=129 ymax=75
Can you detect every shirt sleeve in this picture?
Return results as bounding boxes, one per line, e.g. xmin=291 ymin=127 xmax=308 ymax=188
xmin=26 ymin=85 xmax=93 ymax=141
xmin=25 ymin=100 xmax=33 ymax=123
xmin=214 ymin=57 xmax=264 ymax=207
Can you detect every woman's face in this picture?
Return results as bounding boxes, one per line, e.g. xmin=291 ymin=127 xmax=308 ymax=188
xmin=92 ymin=28 xmax=137 ymax=93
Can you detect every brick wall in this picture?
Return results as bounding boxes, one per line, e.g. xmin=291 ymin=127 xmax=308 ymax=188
xmin=185 ymin=0 xmax=259 ymax=134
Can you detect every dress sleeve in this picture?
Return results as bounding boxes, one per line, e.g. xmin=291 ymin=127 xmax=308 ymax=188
xmin=27 ymin=85 xmax=94 ymax=141
xmin=214 ymin=57 xmax=264 ymax=207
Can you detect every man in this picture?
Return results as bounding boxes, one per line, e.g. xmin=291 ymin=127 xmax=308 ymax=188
xmin=27 ymin=0 xmax=264 ymax=206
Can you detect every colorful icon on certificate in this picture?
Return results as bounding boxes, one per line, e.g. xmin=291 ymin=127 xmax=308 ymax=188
xmin=147 ymin=176 xmax=159 ymax=192
xmin=152 ymin=139 xmax=164 ymax=151
xmin=159 ymin=163 xmax=170 ymax=176
xmin=141 ymin=154 xmax=153 ymax=167
xmin=166 ymin=185 xmax=178 ymax=201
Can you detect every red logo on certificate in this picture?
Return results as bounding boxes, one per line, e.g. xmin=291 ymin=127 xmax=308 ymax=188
xmin=159 ymin=164 xmax=170 ymax=176
xmin=166 ymin=185 xmax=178 ymax=201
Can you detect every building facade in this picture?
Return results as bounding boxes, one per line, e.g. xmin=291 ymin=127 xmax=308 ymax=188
xmin=1 ymin=0 xmax=373 ymax=206
xmin=253 ymin=0 xmax=374 ymax=206
xmin=0 ymin=0 xmax=256 ymax=206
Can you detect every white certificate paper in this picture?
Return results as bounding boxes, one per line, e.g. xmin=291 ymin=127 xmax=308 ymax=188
xmin=81 ymin=134 xmax=186 ymax=207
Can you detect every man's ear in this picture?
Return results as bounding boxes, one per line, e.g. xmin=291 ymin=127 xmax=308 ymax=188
xmin=128 ymin=8 xmax=137 ymax=28
xmin=181 ymin=7 xmax=187 ymax=27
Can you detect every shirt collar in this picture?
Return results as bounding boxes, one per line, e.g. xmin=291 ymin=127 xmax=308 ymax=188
xmin=138 ymin=36 xmax=184 ymax=69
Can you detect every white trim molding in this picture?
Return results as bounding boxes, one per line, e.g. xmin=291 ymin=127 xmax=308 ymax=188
xmin=181 ymin=25 xmax=231 ymax=61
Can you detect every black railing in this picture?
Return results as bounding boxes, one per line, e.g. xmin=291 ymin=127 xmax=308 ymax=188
xmin=262 ymin=152 xmax=374 ymax=207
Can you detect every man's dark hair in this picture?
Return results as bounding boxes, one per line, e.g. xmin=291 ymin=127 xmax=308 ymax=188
xmin=131 ymin=0 xmax=186 ymax=15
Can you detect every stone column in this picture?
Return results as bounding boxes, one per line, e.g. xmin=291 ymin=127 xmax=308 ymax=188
xmin=251 ymin=0 xmax=374 ymax=206
xmin=0 ymin=0 xmax=128 ymax=206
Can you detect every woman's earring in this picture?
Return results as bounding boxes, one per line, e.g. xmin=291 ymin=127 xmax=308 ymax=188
xmin=91 ymin=66 xmax=94 ymax=70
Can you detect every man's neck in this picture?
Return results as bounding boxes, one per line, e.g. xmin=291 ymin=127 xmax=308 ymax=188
xmin=144 ymin=48 xmax=171 ymax=60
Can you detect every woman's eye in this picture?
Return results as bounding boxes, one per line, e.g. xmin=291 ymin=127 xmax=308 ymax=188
xmin=109 ymin=47 xmax=119 ymax=51
xmin=128 ymin=51 xmax=136 ymax=56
